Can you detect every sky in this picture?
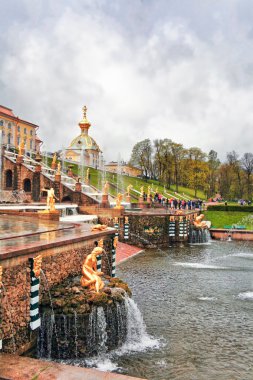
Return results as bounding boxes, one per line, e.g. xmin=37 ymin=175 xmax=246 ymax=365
xmin=1 ymin=0 xmax=253 ymax=162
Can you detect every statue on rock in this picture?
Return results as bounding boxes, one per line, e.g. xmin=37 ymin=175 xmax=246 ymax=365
xmin=80 ymin=246 xmax=104 ymax=292
xmin=193 ymin=214 xmax=211 ymax=229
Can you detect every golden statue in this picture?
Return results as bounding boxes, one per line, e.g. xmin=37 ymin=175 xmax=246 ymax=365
xmin=193 ymin=214 xmax=209 ymax=229
xmin=33 ymin=255 xmax=42 ymax=278
xmin=147 ymin=186 xmax=151 ymax=198
xmin=86 ymin=168 xmax=90 ymax=181
xmin=125 ymin=216 xmax=129 ymax=224
xmin=57 ymin=162 xmax=61 ymax=175
xmin=103 ymin=181 xmax=109 ymax=195
xmin=113 ymin=236 xmax=118 ymax=248
xmin=115 ymin=193 xmax=123 ymax=209
xmin=18 ymin=140 xmax=25 ymax=156
xmin=80 ymin=247 xmax=104 ymax=292
xmin=140 ymin=186 xmax=144 ymax=197
xmin=42 ymin=188 xmax=56 ymax=211
xmin=126 ymin=184 xmax=133 ymax=196
xmin=52 ymin=153 xmax=57 ymax=164
xmin=155 ymin=187 xmax=158 ymax=193
xmin=91 ymin=224 xmax=108 ymax=231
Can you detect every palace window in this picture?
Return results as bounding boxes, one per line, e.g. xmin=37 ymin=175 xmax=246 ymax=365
xmin=0 ymin=120 xmax=3 ymax=126
xmin=30 ymin=130 xmax=33 ymax=136
xmin=24 ymin=128 xmax=27 ymax=134
xmin=7 ymin=133 xmax=11 ymax=144
xmin=30 ymin=140 xmax=33 ymax=149
xmin=18 ymin=126 xmax=20 ymax=132
xmin=8 ymin=123 xmax=11 ymax=129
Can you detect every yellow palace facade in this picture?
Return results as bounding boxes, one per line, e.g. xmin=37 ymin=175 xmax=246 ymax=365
xmin=0 ymin=105 xmax=42 ymax=153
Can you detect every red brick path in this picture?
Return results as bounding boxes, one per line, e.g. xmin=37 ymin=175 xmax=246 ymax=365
xmin=116 ymin=242 xmax=144 ymax=264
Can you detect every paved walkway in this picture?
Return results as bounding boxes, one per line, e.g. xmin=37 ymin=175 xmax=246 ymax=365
xmin=0 ymin=354 xmax=146 ymax=380
xmin=116 ymin=242 xmax=144 ymax=264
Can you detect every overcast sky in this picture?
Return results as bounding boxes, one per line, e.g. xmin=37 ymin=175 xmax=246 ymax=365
xmin=1 ymin=0 xmax=253 ymax=162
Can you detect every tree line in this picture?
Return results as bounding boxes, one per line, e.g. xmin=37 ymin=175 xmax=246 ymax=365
xmin=129 ymin=139 xmax=253 ymax=200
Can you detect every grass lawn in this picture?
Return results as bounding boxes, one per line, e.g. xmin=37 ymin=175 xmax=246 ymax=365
xmin=203 ymin=211 xmax=253 ymax=229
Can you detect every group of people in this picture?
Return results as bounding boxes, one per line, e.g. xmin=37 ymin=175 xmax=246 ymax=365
xmin=151 ymin=193 xmax=204 ymax=210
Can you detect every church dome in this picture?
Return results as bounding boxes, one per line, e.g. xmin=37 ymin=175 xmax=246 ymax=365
xmin=69 ymin=133 xmax=101 ymax=151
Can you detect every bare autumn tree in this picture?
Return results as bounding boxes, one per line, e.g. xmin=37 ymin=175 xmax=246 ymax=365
xmin=207 ymin=150 xmax=220 ymax=197
xmin=241 ymin=153 xmax=253 ymax=200
xmin=170 ymin=142 xmax=185 ymax=192
xmin=227 ymin=151 xmax=244 ymax=198
xmin=129 ymin=139 xmax=152 ymax=180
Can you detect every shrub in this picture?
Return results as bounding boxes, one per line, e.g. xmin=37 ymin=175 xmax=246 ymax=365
xmin=207 ymin=205 xmax=253 ymax=212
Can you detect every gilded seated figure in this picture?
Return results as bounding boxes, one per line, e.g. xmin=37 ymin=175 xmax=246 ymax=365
xmin=193 ymin=214 xmax=210 ymax=229
xmin=80 ymin=247 xmax=104 ymax=292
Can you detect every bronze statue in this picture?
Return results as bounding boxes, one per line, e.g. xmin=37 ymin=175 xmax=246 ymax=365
xmin=91 ymin=224 xmax=108 ymax=231
xmin=33 ymin=255 xmax=42 ymax=278
xmin=140 ymin=186 xmax=144 ymax=197
xmin=103 ymin=181 xmax=109 ymax=195
xmin=57 ymin=162 xmax=61 ymax=175
xmin=193 ymin=214 xmax=209 ymax=229
xmin=80 ymin=247 xmax=104 ymax=292
xmin=126 ymin=184 xmax=133 ymax=196
xmin=115 ymin=193 xmax=123 ymax=209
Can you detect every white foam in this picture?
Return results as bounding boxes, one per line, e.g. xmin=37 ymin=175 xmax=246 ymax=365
xmin=85 ymin=356 xmax=120 ymax=372
xmin=174 ymin=262 xmax=228 ymax=270
xmin=231 ymin=253 xmax=253 ymax=259
xmin=198 ymin=296 xmax=217 ymax=301
xmin=237 ymin=291 xmax=253 ymax=300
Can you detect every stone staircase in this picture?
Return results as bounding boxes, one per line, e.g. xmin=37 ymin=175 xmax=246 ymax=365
xmin=3 ymin=151 xmax=114 ymax=204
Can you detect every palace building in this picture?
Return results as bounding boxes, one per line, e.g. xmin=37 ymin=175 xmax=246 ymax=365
xmin=65 ymin=106 xmax=102 ymax=168
xmin=0 ymin=105 xmax=42 ymax=153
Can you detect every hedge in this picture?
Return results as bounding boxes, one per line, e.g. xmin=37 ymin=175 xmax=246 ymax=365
xmin=207 ymin=205 xmax=253 ymax=212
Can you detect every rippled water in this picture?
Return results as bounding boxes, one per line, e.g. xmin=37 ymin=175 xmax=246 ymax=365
xmin=114 ymin=240 xmax=253 ymax=380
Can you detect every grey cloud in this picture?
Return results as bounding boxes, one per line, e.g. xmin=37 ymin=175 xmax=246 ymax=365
xmin=1 ymin=0 xmax=253 ymax=162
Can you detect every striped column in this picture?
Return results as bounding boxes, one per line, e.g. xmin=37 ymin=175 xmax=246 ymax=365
xmin=168 ymin=217 xmax=176 ymax=237
xmin=96 ymin=239 xmax=103 ymax=273
xmin=29 ymin=256 xmax=42 ymax=331
xmin=114 ymin=217 xmax=119 ymax=238
xmin=124 ymin=216 xmax=129 ymax=240
xmin=179 ymin=217 xmax=184 ymax=238
xmin=111 ymin=236 xmax=118 ymax=278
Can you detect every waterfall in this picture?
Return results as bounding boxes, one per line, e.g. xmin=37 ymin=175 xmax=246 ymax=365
xmin=188 ymin=227 xmax=211 ymax=244
xmin=37 ymin=293 xmax=155 ymax=360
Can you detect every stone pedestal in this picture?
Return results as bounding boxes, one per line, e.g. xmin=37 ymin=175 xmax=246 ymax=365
xmin=147 ymin=196 xmax=151 ymax=204
xmin=51 ymin=162 xmax=57 ymax=170
xmin=38 ymin=210 xmax=60 ymax=221
xmin=101 ymin=194 xmax=109 ymax=207
xmin=54 ymin=174 xmax=61 ymax=182
xmin=75 ymin=182 xmax=82 ymax=192
xmin=138 ymin=196 xmax=144 ymax=208
xmin=126 ymin=195 xmax=131 ymax=203
xmin=16 ymin=155 xmax=23 ymax=164
xmin=67 ymin=169 xmax=73 ymax=177
xmin=85 ymin=178 xmax=90 ymax=185
xmin=35 ymin=164 xmax=41 ymax=173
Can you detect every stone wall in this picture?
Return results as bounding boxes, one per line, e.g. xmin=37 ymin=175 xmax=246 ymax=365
xmin=0 ymin=233 xmax=115 ymax=354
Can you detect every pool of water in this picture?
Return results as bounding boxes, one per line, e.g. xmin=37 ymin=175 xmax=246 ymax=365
xmin=111 ymin=240 xmax=253 ymax=379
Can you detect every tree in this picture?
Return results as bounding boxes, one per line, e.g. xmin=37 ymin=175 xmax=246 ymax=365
xmin=241 ymin=153 xmax=253 ymax=200
xmin=129 ymin=139 xmax=152 ymax=180
xmin=186 ymin=147 xmax=207 ymax=197
xmin=170 ymin=142 xmax=185 ymax=192
xmin=227 ymin=151 xmax=244 ymax=198
xmin=207 ymin=150 xmax=220 ymax=197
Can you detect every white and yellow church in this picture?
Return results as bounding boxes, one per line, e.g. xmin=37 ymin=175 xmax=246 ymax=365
xmin=65 ymin=106 xmax=102 ymax=168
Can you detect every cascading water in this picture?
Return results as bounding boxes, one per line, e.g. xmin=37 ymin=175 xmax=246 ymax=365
xmin=188 ymin=227 xmax=211 ymax=244
xmin=37 ymin=293 xmax=155 ymax=360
